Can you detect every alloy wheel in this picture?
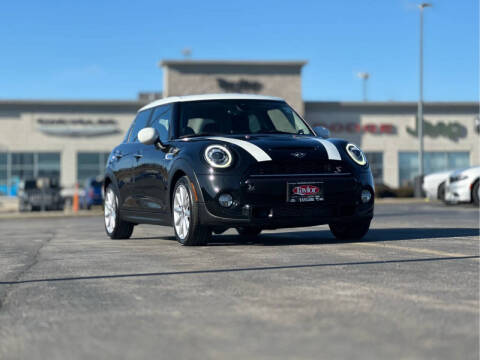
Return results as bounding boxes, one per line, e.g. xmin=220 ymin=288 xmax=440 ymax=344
xmin=104 ymin=188 xmax=116 ymax=233
xmin=173 ymin=184 xmax=191 ymax=240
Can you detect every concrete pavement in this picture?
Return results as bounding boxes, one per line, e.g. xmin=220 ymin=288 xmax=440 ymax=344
xmin=0 ymin=202 xmax=478 ymax=359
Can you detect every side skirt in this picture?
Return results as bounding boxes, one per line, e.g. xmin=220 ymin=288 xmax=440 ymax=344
xmin=120 ymin=209 xmax=172 ymax=226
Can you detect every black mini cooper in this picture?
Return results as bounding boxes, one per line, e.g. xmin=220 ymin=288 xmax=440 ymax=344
xmin=104 ymin=94 xmax=374 ymax=245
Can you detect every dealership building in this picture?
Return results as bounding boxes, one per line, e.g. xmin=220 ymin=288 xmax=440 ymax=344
xmin=0 ymin=59 xmax=478 ymax=195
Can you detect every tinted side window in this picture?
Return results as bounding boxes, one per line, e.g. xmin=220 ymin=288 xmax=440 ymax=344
xmin=129 ymin=110 xmax=152 ymax=143
xmin=149 ymin=104 xmax=172 ymax=143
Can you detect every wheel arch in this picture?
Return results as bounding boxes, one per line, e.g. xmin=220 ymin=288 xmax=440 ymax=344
xmin=470 ymin=177 xmax=479 ymax=202
xmin=437 ymin=181 xmax=446 ymax=200
xmin=168 ymin=161 xmax=204 ymax=213
xmin=103 ymin=169 xmax=120 ymax=201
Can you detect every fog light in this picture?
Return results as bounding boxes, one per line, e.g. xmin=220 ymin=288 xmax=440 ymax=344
xmin=361 ymin=189 xmax=372 ymax=203
xmin=218 ymin=193 xmax=233 ymax=208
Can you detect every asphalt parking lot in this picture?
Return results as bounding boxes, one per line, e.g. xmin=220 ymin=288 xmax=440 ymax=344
xmin=0 ymin=201 xmax=478 ymax=360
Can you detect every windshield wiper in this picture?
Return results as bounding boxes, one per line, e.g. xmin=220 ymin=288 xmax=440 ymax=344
xmin=259 ymin=130 xmax=296 ymax=135
xmin=178 ymin=132 xmax=219 ymax=139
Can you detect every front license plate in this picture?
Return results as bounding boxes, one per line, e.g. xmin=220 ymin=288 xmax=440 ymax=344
xmin=287 ymin=182 xmax=324 ymax=203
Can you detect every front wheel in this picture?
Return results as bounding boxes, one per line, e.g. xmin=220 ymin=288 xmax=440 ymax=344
xmin=472 ymin=181 xmax=480 ymax=206
xmin=172 ymin=176 xmax=210 ymax=246
xmin=104 ymin=185 xmax=134 ymax=239
xmin=437 ymin=182 xmax=446 ymax=202
xmin=329 ymin=219 xmax=371 ymax=240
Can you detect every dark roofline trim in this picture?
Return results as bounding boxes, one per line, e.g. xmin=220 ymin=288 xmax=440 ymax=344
xmin=0 ymin=99 xmax=145 ymax=107
xmin=305 ymin=101 xmax=479 ymax=107
xmin=0 ymin=99 xmax=477 ymax=109
xmin=160 ymin=59 xmax=308 ymax=67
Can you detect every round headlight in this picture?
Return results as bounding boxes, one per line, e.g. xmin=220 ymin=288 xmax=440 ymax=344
xmin=346 ymin=143 xmax=367 ymax=166
xmin=204 ymin=145 xmax=233 ymax=168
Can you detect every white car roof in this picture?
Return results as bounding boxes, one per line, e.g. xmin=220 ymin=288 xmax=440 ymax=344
xmin=138 ymin=93 xmax=285 ymax=112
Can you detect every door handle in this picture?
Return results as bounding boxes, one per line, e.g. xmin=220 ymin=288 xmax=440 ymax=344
xmin=134 ymin=153 xmax=143 ymax=159
xmin=114 ymin=153 xmax=123 ymax=159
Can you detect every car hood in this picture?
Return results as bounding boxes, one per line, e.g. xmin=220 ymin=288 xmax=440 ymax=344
xmin=455 ymin=166 xmax=480 ymax=178
xmin=185 ymin=134 xmax=343 ymax=163
xmin=424 ymin=170 xmax=453 ymax=183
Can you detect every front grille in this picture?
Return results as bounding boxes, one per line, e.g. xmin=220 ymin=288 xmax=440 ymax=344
xmin=250 ymin=161 xmax=344 ymax=175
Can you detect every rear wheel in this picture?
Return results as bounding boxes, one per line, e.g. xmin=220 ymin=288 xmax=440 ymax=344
xmin=236 ymin=227 xmax=262 ymax=238
xmin=172 ymin=176 xmax=209 ymax=246
xmin=104 ymin=185 xmax=134 ymax=239
xmin=329 ymin=219 xmax=371 ymax=240
xmin=472 ymin=181 xmax=480 ymax=206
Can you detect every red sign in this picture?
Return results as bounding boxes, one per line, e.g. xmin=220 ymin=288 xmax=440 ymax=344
xmin=292 ymin=185 xmax=320 ymax=196
xmin=314 ymin=123 xmax=396 ymax=134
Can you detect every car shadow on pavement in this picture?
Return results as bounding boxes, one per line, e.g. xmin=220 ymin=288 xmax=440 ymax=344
xmin=130 ymin=236 xmax=176 ymax=241
xmin=209 ymin=227 xmax=479 ymax=246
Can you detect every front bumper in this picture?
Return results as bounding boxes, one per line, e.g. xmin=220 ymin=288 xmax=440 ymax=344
xmin=196 ymin=173 xmax=374 ymax=228
xmin=445 ymin=179 xmax=472 ymax=203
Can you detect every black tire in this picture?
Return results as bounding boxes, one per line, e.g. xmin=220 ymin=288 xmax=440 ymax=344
xmin=172 ymin=176 xmax=209 ymax=246
xmin=104 ymin=184 xmax=134 ymax=239
xmin=329 ymin=219 xmax=371 ymax=240
xmin=236 ymin=227 xmax=262 ymax=238
xmin=472 ymin=181 xmax=480 ymax=206
xmin=437 ymin=181 xmax=446 ymax=202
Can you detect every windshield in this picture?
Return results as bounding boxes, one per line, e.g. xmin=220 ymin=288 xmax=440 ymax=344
xmin=178 ymin=100 xmax=312 ymax=138
xmin=23 ymin=180 xmax=37 ymax=190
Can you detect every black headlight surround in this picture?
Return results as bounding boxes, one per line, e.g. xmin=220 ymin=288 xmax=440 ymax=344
xmin=449 ymin=174 xmax=468 ymax=183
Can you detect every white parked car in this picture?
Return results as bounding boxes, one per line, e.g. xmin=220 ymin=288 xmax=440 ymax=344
xmin=422 ymin=170 xmax=453 ymax=201
xmin=444 ymin=166 xmax=480 ymax=206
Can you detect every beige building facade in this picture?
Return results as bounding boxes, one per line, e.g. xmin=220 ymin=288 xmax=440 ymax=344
xmin=0 ymin=100 xmax=139 ymax=194
xmin=161 ymin=60 xmax=306 ymax=115
xmin=305 ymin=102 xmax=479 ymax=187
xmin=0 ymin=60 xmax=478 ymax=194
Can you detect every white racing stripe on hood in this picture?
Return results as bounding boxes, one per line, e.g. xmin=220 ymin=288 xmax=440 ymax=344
xmin=207 ymin=137 xmax=272 ymax=162
xmin=311 ymin=138 xmax=342 ymax=161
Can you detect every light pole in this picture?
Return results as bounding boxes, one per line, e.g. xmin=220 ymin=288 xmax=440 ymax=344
xmin=417 ymin=3 xmax=432 ymax=184
xmin=357 ymin=72 xmax=370 ymax=102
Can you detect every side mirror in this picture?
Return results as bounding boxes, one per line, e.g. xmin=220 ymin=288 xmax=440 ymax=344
xmin=138 ymin=127 xmax=159 ymax=145
xmin=313 ymin=126 xmax=330 ymax=139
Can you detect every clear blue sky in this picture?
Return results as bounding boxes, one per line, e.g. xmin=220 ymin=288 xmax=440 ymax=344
xmin=0 ymin=0 xmax=477 ymax=102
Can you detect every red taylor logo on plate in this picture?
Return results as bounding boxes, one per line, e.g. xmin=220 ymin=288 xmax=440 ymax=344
xmin=292 ymin=185 xmax=320 ymax=196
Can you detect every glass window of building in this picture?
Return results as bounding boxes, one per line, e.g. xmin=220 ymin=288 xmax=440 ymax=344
xmin=37 ymin=153 xmax=61 ymax=179
xmin=0 ymin=153 xmax=7 ymax=195
xmin=447 ymin=152 xmax=470 ymax=170
xmin=0 ymin=152 xmax=61 ymax=195
xmin=365 ymin=152 xmax=383 ymax=184
xmin=11 ymin=152 xmax=34 ymax=181
xmin=77 ymin=152 xmax=111 ymax=183
xmin=399 ymin=151 xmax=470 ymax=186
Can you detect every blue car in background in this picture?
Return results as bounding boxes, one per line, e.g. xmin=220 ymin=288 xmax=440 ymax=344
xmin=81 ymin=177 xmax=104 ymax=209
